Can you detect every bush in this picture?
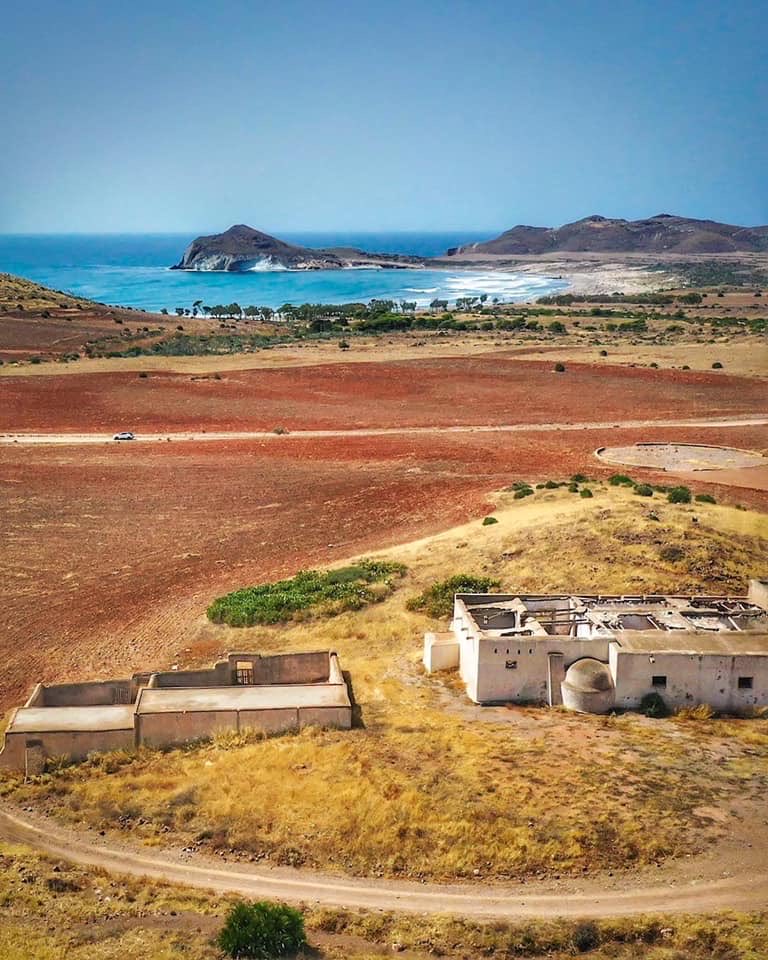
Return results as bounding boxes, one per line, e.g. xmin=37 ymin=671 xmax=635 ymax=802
xmin=640 ymin=691 xmax=669 ymax=718
xmin=659 ymin=545 xmax=684 ymax=562
xmin=339 ymin=339 xmax=350 ymax=350
xmin=553 ymin=362 xmax=566 ymax=372
xmin=579 ymin=488 xmax=593 ymax=498
xmin=695 ymin=493 xmax=717 ymax=504
xmin=482 ymin=516 xmax=498 ymax=525
xmin=667 ymin=486 xmax=692 ymax=504
xmin=567 ymin=482 xmax=579 ymax=493
xmin=207 ymin=559 xmax=407 ymax=626
xmin=138 ymin=371 xmax=149 ymax=379
xmin=572 ymin=920 xmax=601 ymax=952
xmin=542 ymin=479 xmax=561 ymax=489
xmin=570 ymin=474 xmax=588 ymax=483
xmin=599 ymin=349 xmax=608 ymax=356
xmin=712 ymin=361 xmax=723 ymax=369
xmin=608 ymin=473 xmax=634 ymax=486
xmin=217 ymin=900 xmax=306 ymax=959
xmin=407 ymin=573 xmax=501 ymax=619
xmin=513 ymin=487 xmax=534 ymax=500
xmin=634 ymin=484 xmax=654 ymax=497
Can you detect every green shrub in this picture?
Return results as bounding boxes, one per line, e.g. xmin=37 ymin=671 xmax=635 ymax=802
xmin=482 ymin=516 xmax=498 ymax=525
xmin=407 ymin=573 xmax=501 ymax=619
xmin=599 ymin=349 xmax=608 ymax=356
xmin=608 ymin=473 xmax=634 ymax=486
xmin=695 ymin=493 xmax=717 ymax=504
xmin=567 ymin=482 xmax=579 ymax=493
xmin=554 ymin=362 xmax=566 ymax=372
xmin=667 ymin=486 xmax=692 ymax=504
xmin=513 ymin=487 xmax=534 ymax=500
xmin=634 ymin=484 xmax=654 ymax=497
xmin=640 ymin=691 xmax=669 ymax=718
xmin=579 ymin=488 xmax=593 ymax=498
xmin=570 ymin=474 xmax=588 ymax=483
xmin=217 ymin=900 xmax=306 ymax=959
xmin=543 ymin=479 xmax=561 ymax=489
xmin=711 ymin=361 xmax=723 ymax=369
xmin=207 ymin=559 xmax=407 ymax=626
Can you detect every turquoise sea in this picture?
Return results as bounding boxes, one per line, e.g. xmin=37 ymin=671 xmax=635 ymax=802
xmin=0 ymin=233 xmax=569 ymax=312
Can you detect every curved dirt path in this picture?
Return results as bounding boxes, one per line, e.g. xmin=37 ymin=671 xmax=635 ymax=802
xmin=2 ymin=807 xmax=768 ymax=918
xmin=1 ymin=414 xmax=767 ymax=445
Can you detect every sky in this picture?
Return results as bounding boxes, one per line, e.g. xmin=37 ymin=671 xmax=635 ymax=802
xmin=1 ymin=0 xmax=766 ymax=233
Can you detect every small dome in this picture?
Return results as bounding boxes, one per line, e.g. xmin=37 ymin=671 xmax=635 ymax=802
xmin=564 ymin=658 xmax=613 ymax=693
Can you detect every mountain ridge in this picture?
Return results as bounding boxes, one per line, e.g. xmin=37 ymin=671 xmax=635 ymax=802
xmin=446 ymin=214 xmax=768 ymax=256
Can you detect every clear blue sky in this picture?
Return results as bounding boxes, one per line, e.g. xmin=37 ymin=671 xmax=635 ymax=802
xmin=2 ymin=0 xmax=766 ymax=233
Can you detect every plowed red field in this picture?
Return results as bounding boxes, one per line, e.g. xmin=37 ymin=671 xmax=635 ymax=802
xmin=2 ymin=357 xmax=765 ymax=432
xmin=1 ymin=422 xmax=765 ymax=712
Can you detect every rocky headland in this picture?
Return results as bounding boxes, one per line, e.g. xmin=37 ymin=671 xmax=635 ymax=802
xmin=172 ymin=224 xmax=424 ymax=272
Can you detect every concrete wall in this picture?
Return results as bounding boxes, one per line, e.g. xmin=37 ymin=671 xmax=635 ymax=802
xmin=298 ymin=705 xmax=352 ymax=730
xmin=40 ymin=680 xmax=132 ymax=707
xmin=473 ymin=637 xmax=615 ymax=703
xmin=150 ymin=668 xmax=228 ymax=689
xmin=136 ymin=702 xmax=351 ymax=748
xmin=136 ymin=709 xmax=239 ymax=748
xmin=150 ymin=652 xmax=333 ymax=689
xmin=748 ymin=579 xmax=768 ymax=610
xmin=423 ymin=633 xmax=460 ymax=672
xmin=248 ymin=651 xmax=331 ymax=685
xmin=0 ymin=728 xmax=134 ymax=769
xmin=239 ymin=709 xmax=299 ymax=735
xmin=612 ymin=648 xmax=768 ymax=712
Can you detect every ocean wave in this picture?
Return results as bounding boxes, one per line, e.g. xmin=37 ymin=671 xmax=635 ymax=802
xmin=245 ymin=257 xmax=287 ymax=272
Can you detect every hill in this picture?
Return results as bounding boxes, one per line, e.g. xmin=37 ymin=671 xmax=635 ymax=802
xmin=447 ymin=214 xmax=768 ymax=256
xmin=172 ymin=224 xmax=424 ymax=271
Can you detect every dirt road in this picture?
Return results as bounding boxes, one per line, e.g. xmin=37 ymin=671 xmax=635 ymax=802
xmin=1 ymin=414 xmax=767 ymax=445
xmin=2 ymin=806 xmax=767 ymax=919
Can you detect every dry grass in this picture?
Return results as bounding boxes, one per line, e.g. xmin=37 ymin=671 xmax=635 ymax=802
xmin=3 ymin=487 xmax=767 ymax=883
xmin=3 ymin=839 xmax=768 ymax=959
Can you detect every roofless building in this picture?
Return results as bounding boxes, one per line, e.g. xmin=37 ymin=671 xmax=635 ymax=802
xmin=0 ymin=651 xmax=351 ymax=775
xmin=423 ymin=579 xmax=768 ymax=714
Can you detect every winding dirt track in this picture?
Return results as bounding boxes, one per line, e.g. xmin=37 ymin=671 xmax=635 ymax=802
xmin=1 ymin=415 xmax=767 ymax=445
xmin=2 ymin=807 xmax=767 ymax=918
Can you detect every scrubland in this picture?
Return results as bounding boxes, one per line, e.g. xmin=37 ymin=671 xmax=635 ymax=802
xmin=4 ymin=487 xmax=768 ymax=884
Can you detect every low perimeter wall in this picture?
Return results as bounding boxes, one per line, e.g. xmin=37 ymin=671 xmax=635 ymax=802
xmin=0 ymin=728 xmax=134 ymax=771
xmin=136 ymin=703 xmax=351 ymax=748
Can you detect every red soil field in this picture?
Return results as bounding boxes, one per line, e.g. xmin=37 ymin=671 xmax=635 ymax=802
xmin=2 ymin=357 xmax=766 ymax=433
xmin=1 ymin=423 xmax=765 ymax=713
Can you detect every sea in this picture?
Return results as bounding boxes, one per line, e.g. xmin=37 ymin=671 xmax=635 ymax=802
xmin=0 ymin=232 xmax=569 ymax=313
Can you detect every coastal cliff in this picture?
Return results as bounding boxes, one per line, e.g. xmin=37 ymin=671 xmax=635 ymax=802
xmin=172 ymin=225 xmax=424 ymax=272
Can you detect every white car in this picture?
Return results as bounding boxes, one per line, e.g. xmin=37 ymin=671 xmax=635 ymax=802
xmin=113 ymin=431 xmax=135 ymax=441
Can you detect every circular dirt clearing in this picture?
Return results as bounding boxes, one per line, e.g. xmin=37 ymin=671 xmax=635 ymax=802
xmin=595 ymin=442 xmax=766 ymax=472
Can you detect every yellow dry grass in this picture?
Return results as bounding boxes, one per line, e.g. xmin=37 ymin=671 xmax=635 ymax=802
xmin=4 ymin=838 xmax=768 ymax=960
xmin=3 ymin=487 xmax=768 ymax=882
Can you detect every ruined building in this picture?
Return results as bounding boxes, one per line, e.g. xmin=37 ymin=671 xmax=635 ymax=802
xmin=0 ymin=651 xmax=351 ymax=775
xmin=423 ymin=579 xmax=768 ymax=714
